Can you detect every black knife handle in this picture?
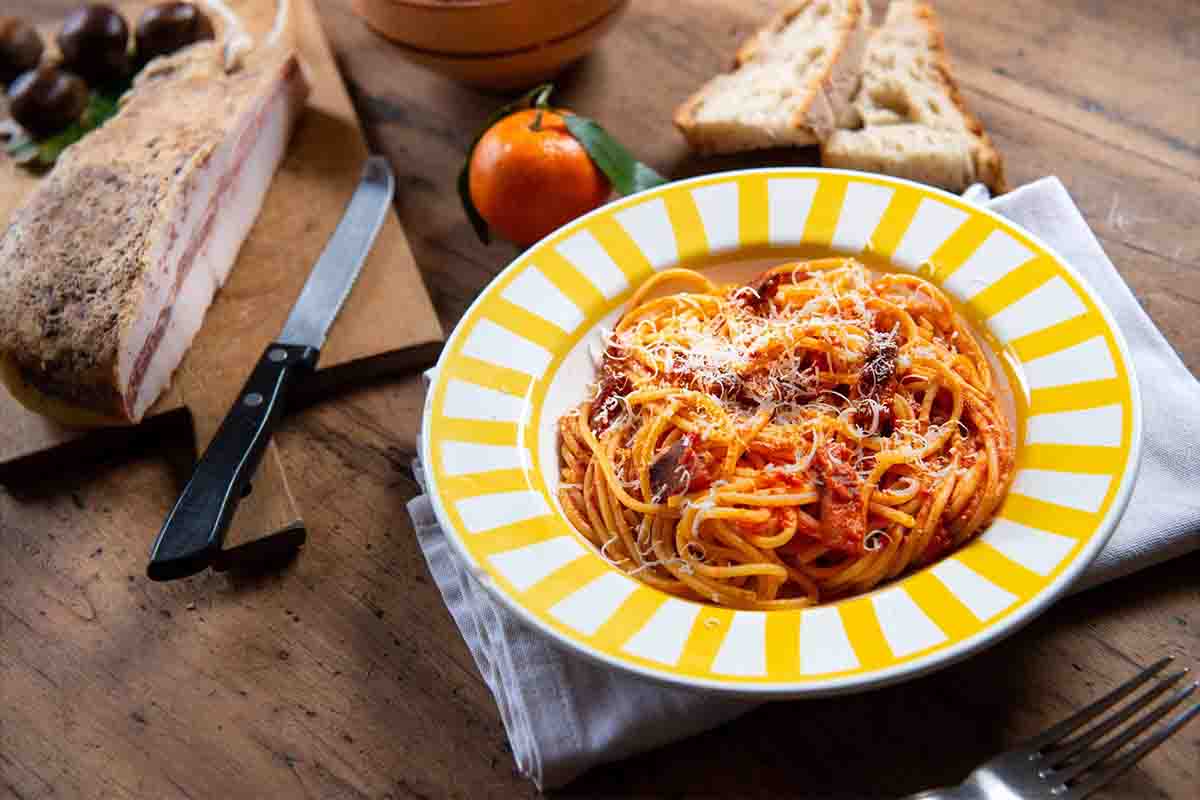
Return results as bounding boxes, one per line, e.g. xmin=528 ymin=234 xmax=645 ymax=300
xmin=146 ymin=343 xmax=319 ymax=581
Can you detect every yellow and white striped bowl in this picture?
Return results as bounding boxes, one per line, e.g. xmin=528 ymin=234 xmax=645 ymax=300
xmin=421 ymin=169 xmax=1142 ymax=696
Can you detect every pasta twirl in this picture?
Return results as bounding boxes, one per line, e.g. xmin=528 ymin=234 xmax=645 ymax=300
xmin=557 ymin=258 xmax=1015 ymax=610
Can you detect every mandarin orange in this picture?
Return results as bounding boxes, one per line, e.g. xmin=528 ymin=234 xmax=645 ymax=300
xmin=468 ymin=108 xmax=610 ymax=246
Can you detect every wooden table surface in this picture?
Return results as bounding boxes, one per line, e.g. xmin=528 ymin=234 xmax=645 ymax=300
xmin=2 ymin=1 xmax=1197 ymax=797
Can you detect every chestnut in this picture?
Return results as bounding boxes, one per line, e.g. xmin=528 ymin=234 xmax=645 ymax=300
xmin=58 ymin=4 xmax=131 ymax=87
xmin=8 ymin=65 xmax=89 ymax=138
xmin=0 ymin=16 xmax=44 ymax=88
xmin=136 ymin=3 xmax=215 ymax=64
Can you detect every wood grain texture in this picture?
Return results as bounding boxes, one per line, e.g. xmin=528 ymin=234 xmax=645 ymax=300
xmin=1 ymin=1 xmax=1197 ymax=798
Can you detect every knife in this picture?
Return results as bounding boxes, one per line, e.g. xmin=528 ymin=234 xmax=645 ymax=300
xmin=146 ymin=156 xmax=395 ymax=581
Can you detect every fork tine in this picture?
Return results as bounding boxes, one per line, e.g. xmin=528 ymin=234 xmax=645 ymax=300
xmin=1064 ymin=691 xmax=1200 ymax=799
xmin=1043 ymin=670 xmax=1188 ymax=769
xmin=1025 ymin=657 xmax=1172 ymax=751
xmin=1050 ymin=680 xmax=1196 ymax=785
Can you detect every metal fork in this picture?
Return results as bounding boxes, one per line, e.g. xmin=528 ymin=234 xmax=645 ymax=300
xmin=904 ymin=658 xmax=1199 ymax=799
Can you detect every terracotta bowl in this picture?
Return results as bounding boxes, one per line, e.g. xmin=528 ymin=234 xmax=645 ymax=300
xmin=351 ymin=0 xmax=629 ymax=90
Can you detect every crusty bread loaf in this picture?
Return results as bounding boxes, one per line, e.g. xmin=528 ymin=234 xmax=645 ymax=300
xmin=674 ymin=0 xmax=870 ymax=154
xmin=821 ymin=1 xmax=1006 ymax=193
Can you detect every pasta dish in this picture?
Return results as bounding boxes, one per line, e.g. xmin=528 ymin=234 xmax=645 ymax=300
xmin=556 ymin=258 xmax=1014 ymax=610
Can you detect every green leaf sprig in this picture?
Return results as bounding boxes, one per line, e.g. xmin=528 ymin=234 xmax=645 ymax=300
xmin=561 ymin=115 xmax=666 ymax=197
xmin=459 ymin=83 xmax=668 ymax=245
xmin=5 ymin=90 xmax=121 ymax=170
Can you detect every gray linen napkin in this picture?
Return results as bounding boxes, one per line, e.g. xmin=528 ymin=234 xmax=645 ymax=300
xmin=406 ymin=176 xmax=1200 ymax=789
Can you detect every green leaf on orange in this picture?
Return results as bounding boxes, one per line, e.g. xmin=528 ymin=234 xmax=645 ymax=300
xmin=563 ymin=114 xmax=668 ymax=197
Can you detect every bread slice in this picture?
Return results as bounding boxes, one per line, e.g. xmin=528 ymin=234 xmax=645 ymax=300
xmin=674 ymin=0 xmax=870 ymax=154
xmin=821 ymin=1 xmax=1006 ymax=193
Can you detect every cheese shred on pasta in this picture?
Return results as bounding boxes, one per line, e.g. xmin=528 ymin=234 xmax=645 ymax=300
xmin=557 ymin=258 xmax=1014 ymax=610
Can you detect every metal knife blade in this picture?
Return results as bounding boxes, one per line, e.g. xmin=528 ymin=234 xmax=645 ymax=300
xmin=277 ymin=155 xmax=395 ymax=349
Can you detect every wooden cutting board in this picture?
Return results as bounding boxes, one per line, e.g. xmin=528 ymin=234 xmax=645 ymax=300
xmin=0 ymin=0 xmax=444 ymax=563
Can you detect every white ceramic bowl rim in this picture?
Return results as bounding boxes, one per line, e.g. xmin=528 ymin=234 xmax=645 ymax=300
xmin=420 ymin=167 xmax=1144 ymax=698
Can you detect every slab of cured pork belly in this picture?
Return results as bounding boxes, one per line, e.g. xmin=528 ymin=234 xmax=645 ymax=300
xmin=0 ymin=41 xmax=309 ymax=424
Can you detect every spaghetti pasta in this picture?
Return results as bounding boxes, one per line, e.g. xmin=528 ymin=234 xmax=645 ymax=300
xmin=556 ymin=258 xmax=1015 ymax=610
